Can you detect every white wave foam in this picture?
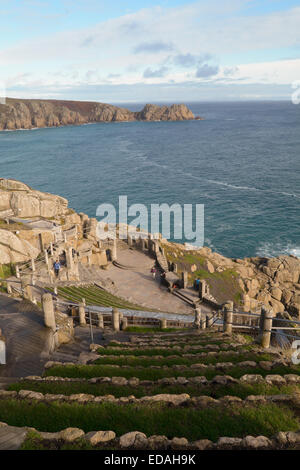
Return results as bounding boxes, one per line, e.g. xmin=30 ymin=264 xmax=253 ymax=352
xmin=256 ymin=242 xmax=300 ymax=258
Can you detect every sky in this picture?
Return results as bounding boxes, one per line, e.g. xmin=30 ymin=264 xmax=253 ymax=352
xmin=0 ymin=0 xmax=300 ymax=102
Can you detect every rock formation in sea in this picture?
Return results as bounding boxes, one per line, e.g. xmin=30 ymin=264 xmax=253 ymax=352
xmin=0 ymin=99 xmax=195 ymax=130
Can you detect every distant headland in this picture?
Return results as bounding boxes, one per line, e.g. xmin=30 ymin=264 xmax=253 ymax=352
xmin=0 ymin=98 xmax=198 ymax=131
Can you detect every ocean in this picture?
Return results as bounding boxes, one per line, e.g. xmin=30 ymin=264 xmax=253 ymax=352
xmin=0 ymin=101 xmax=299 ymax=259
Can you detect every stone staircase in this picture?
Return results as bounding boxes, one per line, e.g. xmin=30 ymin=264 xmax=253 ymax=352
xmin=1 ymin=327 xmax=300 ymax=450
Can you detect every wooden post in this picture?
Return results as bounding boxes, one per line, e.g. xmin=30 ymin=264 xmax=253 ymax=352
xmin=79 ymin=303 xmax=86 ymax=325
xmin=260 ymin=306 xmax=274 ymax=349
xmin=223 ymin=301 xmax=233 ymax=335
xmin=112 ymin=308 xmax=120 ymax=331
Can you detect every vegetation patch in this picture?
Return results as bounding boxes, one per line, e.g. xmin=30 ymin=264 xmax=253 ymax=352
xmin=8 ymin=380 xmax=300 ymax=400
xmin=50 ymin=285 xmax=155 ymax=311
xmin=44 ymin=363 xmax=300 ymax=382
xmin=93 ymin=352 xmax=274 ymax=367
xmin=0 ymin=399 xmax=298 ymax=442
xmin=0 ymin=263 xmax=15 ymax=279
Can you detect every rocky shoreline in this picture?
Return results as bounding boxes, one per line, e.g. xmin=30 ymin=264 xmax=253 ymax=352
xmin=0 ymin=99 xmax=196 ymax=131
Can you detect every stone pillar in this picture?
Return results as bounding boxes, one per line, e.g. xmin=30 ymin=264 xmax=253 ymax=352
xmin=112 ymin=308 xmax=120 ymax=331
xmin=44 ymin=249 xmax=49 ymax=266
xmin=25 ymin=284 xmax=33 ymax=302
xmin=173 ymin=263 xmax=178 ymax=273
xmin=260 ymin=306 xmax=274 ymax=349
xmin=50 ymin=243 xmax=54 ymax=256
xmin=128 ymin=235 xmax=133 ymax=248
xmin=194 ymin=307 xmax=201 ymax=329
xmin=200 ymin=313 xmax=206 ymax=330
xmin=54 ymin=286 xmax=58 ymax=295
xmin=64 ymin=232 xmax=67 ymax=243
xmin=15 ymin=265 xmax=20 ymax=279
xmin=42 ymin=293 xmax=56 ymax=331
xmin=79 ymin=303 xmax=86 ymax=326
xmin=121 ymin=317 xmax=128 ymax=330
xmin=66 ymin=247 xmax=74 ymax=271
xmin=206 ymin=314 xmax=213 ymax=328
xmin=97 ymin=314 xmax=104 ymax=329
xmin=111 ymin=239 xmax=117 ymax=261
xmin=31 ymin=258 xmax=35 ymax=272
xmin=242 ymin=293 xmax=251 ymax=312
xmin=39 ymin=233 xmax=44 ymax=251
xmin=160 ymin=319 xmax=167 ymax=329
xmin=6 ymin=282 xmax=12 ymax=295
xmin=31 ymin=274 xmax=35 ymax=286
xmin=199 ymin=280 xmax=208 ymax=299
xmin=181 ymin=271 xmax=188 ymax=289
xmin=82 ymin=297 xmax=86 ymax=306
xmin=223 ymin=301 xmax=234 ymax=335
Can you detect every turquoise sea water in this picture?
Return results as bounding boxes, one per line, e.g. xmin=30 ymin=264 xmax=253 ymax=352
xmin=0 ymin=101 xmax=299 ymax=258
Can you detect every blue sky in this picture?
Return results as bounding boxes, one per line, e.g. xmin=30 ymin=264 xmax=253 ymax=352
xmin=0 ymin=0 xmax=300 ymax=102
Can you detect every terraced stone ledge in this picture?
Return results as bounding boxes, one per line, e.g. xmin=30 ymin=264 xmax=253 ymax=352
xmin=14 ymin=372 xmax=300 ymax=387
xmin=44 ymin=357 xmax=289 ymax=372
xmin=1 ymin=422 xmax=300 ymax=450
xmin=3 ymin=373 xmax=300 ymax=405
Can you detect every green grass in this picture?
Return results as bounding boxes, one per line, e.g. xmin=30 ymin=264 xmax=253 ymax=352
xmin=0 ymin=399 xmax=298 ymax=442
xmin=8 ymin=380 xmax=300 ymax=400
xmin=51 ymin=285 xmax=154 ymax=311
xmin=107 ymin=337 xmax=234 ymax=348
xmin=21 ymin=432 xmax=95 ymax=450
xmin=124 ymin=327 xmax=187 ymax=333
xmin=93 ymin=352 xmax=274 ymax=367
xmin=44 ymin=363 xmax=300 ymax=382
xmin=0 ymin=263 xmax=15 ymax=279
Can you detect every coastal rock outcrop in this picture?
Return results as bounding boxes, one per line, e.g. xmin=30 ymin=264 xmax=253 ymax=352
xmin=0 ymin=178 xmax=68 ymax=218
xmin=0 ymin=99 xmax=195 ymax=130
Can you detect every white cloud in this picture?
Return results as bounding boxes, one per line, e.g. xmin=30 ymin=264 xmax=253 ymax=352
xmin=1 ymin=1 xmax=300 ymax=100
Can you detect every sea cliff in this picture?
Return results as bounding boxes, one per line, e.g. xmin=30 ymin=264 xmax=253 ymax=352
xmin=0 ymin=99 xmax=195 ymax=131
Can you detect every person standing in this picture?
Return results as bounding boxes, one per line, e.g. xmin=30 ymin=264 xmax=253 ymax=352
xmin=53 ymin=259 xmax=61 ymax=278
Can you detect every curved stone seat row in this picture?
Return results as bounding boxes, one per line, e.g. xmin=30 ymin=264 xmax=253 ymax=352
xmin=1 ymin=421 xmax=299 ymax=450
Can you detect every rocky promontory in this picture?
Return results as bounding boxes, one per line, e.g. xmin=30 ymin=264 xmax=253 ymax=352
xmin=0 ymin=99 xmax=195 ymax=130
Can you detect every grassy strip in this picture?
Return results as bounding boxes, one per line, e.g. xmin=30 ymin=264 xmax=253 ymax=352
xmin=44 ymin=363 xmax=300 ymax=381
xmin=124 ymin=327 xmax=187 ymax=333
xmin=93 ymin=352 xmax=275 ymax=367
xmin=107 ymin=338 xmax=236 ymax=348
xmin=0 ymin=399 xmax=297 ymax=442
xmin=56 ymin=285 xmax=150 ymax=311
xmin=8 ymin=380 xmax=300 ymax=400
xmin=21 ymin=432 xmax=95 ymax=451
